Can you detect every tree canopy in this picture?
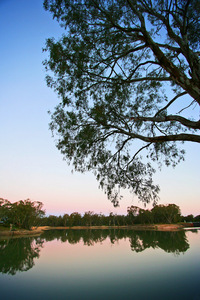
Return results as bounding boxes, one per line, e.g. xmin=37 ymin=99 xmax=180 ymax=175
xmin=43 ymin=0 xmax=200 ymax=206
xmin=0 ymin=198 xmax=45 ymax=230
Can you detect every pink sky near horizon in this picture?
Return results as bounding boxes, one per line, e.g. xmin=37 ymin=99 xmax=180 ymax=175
xmin=0 ymin=0 xmax=199 ymax=217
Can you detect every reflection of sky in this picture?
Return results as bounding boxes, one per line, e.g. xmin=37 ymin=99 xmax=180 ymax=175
xmin=0 ymin=0 xmax=200 ymax=216
xmin=38 ymin=231 xmax=197 ymax=277
xmin=0 ymin=230 xmax=200 ymax=300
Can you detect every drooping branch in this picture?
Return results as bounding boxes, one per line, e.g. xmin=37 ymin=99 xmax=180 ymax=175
xmin=131 ymin=143 xmax=152 ymax=161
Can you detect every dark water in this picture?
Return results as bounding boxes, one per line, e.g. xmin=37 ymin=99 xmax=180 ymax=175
xmin=0 ymin=229 xmax=199 ymax=300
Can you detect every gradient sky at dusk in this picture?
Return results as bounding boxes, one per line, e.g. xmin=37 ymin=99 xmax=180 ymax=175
xmin=0 ymin=0 xmax=199 ymax=216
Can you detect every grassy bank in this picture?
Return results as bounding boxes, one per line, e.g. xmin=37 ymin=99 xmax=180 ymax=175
xmin=0 ymin=225 xmax=43 ymax=238
xmin=35 ymin=224 xmax=185 ymax=231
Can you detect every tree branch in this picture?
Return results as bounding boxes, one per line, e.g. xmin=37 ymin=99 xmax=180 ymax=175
xmin=125 ymin=131 xmax=200 ymax=143
xmin=154 ymin=91 xmax=187 ymax=117
xmin=130 ymin=115 xmax=200 ymax=130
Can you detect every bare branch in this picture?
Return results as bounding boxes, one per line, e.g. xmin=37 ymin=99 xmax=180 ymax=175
xmin=154 ymin=91 xmax=187 ymax=117
xmin=177 ymin=100 xmax=196 ymax=114
xmin=132 ymin=143 xmax=152 ymax=160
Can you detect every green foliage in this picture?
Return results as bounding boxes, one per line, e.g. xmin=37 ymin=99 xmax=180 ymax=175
xmin=127 ymin=203 xmax=181 ymax=224
xmin=44 ymin=0 xmax=200 ymax=205
xmin=182 ymin=214 xmax=195 ymax=222
xmin=194 ymin=215 xmax=200 ymax=222
xmin=40 ymin=203 xmax=187 ymax=227
xmin=151 ymin=204 xmax=181 ymax=223
xmin=0 ymin=198 xmax=45 ymax=230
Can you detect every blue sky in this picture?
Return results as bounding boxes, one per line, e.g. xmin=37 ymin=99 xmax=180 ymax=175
xmin=0 ymin=0 xmax=199 ymax=216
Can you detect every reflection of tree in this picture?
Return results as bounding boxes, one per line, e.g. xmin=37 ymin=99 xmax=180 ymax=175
xmin=42 ymin=230 xmax=69 ymax=242
xmin=0 ymin=237 xmax=43 ymax=275
xmin=129 ymin=231 xmax=157 ymax=253
xmin=82 ymin=230 xmax=107 ymax=246
xmin=129 ymin=231 xmax=189 ymax=255
xmin=0 ymin=230 xmax=189 ymax=276
xmin=156 ymin=231 xmax=190 ymax=255
xmin=41 ymin=229 xmax=107 ymax=245
xmin=41 ymin=229 xmax=189 ymax=254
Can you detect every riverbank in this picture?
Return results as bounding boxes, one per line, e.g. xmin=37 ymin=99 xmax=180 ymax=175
xmin=36 ymin=224 xmax=185 ymax=231
xmin=0 ymin=223 xmax=186 ymax=237
xmin=0 ymin=226 xmax=44 ymax=238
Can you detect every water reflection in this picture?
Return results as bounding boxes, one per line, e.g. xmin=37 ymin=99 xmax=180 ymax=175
xmin=0 ymin=230 xmax=198 ymax=300
xmin=129 ymin=230 xmax=189 ymax=254
xmin=0 ymin=230 xmax=190 ymax=275
xmin=0 ymin=237 xmax=43 ymax=275
xmin=41 ymin=229 xmax=190 ymax=254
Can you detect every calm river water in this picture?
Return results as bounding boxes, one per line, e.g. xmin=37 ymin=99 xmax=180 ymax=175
xmin=0 ymin=229 xmax=199 ymax=300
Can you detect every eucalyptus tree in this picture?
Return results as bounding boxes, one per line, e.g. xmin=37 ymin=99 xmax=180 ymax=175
xmin=0 ymin=198 xmax=45 ymax=230
xmin=82 ymin=211 xmax=94 ymax=226
xmin=43 ymin=0 xmax=200 ymax=206
xmin=151 ymin=203 xmax=181 ymax=223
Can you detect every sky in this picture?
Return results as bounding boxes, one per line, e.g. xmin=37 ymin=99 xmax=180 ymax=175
xmin=0 ymin=0 xmax=199 ymax=217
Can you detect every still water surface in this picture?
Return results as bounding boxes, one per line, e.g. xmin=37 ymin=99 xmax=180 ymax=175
xmin=0 ymin=229 xmax=199 ymax=300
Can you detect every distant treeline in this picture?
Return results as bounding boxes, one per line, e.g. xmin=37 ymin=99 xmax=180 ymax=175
xmin=40 ymin=204 xmax=200 ymax=227
xmin=0 ymin=198 xmax=199 ymax=229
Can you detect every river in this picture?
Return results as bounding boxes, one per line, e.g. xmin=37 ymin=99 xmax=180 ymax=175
xmin=0 ymin=229 xmax=199 ymax=300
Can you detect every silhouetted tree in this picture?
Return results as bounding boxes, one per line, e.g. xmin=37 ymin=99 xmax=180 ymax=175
xmin=44 ymin=0 xmax=200 ymax=206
